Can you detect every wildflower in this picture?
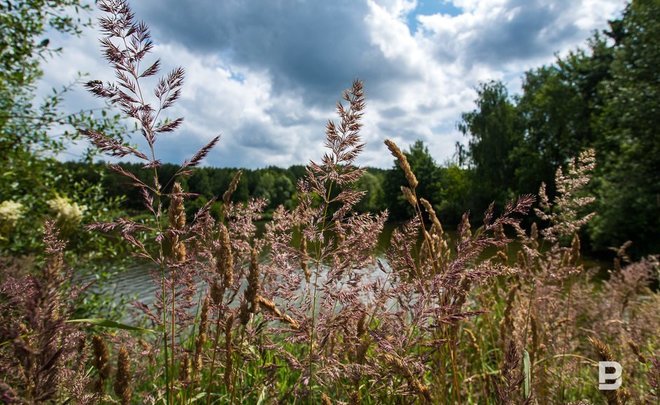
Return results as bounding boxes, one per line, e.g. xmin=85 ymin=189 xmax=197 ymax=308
xmin=0 ymin=200 xmax=24 ymax=225
xmin=47 ymin=195 xmax=86 ymax=231
xmin=0 ymin=200 xmax=24 ymax=239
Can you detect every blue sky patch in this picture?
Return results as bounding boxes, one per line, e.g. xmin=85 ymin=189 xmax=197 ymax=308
xmin=407 ymin=0 xmax=463 ymax=33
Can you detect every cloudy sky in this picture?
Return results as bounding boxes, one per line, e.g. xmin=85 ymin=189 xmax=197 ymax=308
xmin=40 ymin=0 xmax=626 ymax=168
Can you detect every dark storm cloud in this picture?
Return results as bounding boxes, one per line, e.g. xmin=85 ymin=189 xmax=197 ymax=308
xmin=131 ymin=0 xmax=408 ymax=106
xmin=465 ymin=0 xmax=580 ymax=64
xmin=234 ymin=121 xmax=289 ymax=152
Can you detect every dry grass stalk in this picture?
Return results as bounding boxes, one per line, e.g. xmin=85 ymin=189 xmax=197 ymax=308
xmin=114 ymin=347 xmax=132 ymax=405
xmin=385 ymin=139 xmax=418 ymax=189
xmin=217 ymin=223 xmax=233 ymax=286
xmin=91 ymin=335 xmax=111 ymax=394
xmin=192 ymin=296 xmax=210 ymax=379
xmin=240 ymin=247 xmax=260 ymax=325
xmin=321 ymin=392 xmax=333 ymax=405
xmin=381 ymin=353 xmax=432 ymax=402
xmin=257 ymin=295 xmax=300 ymax=329
xmin=401 ymin=186 xmax=417 ymax=206
xmin=589 ymin=337 xmax=629 ymax=405
xmin=179 ymin=352 xmax=190 ymax=386
xmin=420 ymin=197 xmax=443 ymax=236
xmin=497 ymin=341 xmax=523 ymax=404
xmin=223 ymin=314 xmax=234 ymax=393
xmin=222 ymin=170 xmax=243 ymax=207
xmin=168 ymin=182 xmax=187 ymax=263
xmin=300 ymin=236 xmax=310 ymax=282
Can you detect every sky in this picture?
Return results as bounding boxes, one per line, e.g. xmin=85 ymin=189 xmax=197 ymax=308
xmin=40 ymin=0 xmax=626 ymax=169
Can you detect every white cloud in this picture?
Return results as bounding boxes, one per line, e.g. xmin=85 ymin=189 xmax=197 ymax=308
xmin=39 ymin=0 xmax=624 ymax=169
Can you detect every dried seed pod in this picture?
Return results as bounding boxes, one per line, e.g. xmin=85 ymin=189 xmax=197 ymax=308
xmin=570 ymin=234 xmax=581 ymax=263
xmin=381 ymin=353 xmax=431 ymax=402
xmin=193 ymin=296 xmax=210 ymax=377
xmin=627 ymin=340 xmax=646 ymax=364
xmin=43 ymin=220 xmax=65 ymax=283
xmin=590 ymin=337 xmax=614 ymax=362
xmin=179 ymin=352 xmax=190 ymax=385
xmin=168 ymin=182 xmax=186 ymax=262
xmin=240 ymin=247 xmax=260 ymax=325
xmin=499 ymin=284 xmax=518 ymax=347
xmin=224 ymin=314 xmax=234 ymax=391
xmin=385 ymin=139 xmax=418 ymax=189
xmin=216 ymin=223 xmax=234 ymax=286
xmin=335 ymin=220 xmax=345 ymax=244
xmin=114 ymin=346 xmax=132 ymax=405
xmin=210 ymin=280 xmax=225 ymax=306
xmin=420 ymin=198 xmax=443 ymax=236
xmin=401 ymin=186 xmax=417 ymax=207
xmin=589 ymin=337 xmax=629 ymax=404
xmin=257 ymin=295 xmax=300 ymax=329
xmin=92 ymin=335 xmax=110 ymax=394
xmin=530 ymin=222 xmax=538 ymax=241
xmin=356 ymin=313 xmax=367 ymax=337
xmin=356 ymin=338 xmax=370 ymax=364
xmin=222 ymin=170 xmax=243 ymax=206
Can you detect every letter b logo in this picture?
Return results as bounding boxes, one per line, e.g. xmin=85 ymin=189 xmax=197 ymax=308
xmin=598 ymin=361 xmax=622 ymax=390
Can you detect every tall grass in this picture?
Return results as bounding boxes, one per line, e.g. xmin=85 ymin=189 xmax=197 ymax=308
xmin=1 ymin=1 xmax=658 ymax=403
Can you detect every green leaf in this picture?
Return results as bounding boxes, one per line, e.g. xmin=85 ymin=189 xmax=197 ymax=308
xmin=189 ymin=392 xmax=207 ymax=402
xmin=66 ymin=318 xmax=157 ymax=333
xmin=523 ymin=349 xmax=531 ymax=398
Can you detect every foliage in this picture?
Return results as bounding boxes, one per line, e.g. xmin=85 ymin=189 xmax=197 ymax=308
xmin=354 ymin=169 xmax=386 ymax=213
xmin=0 ymin=0 xmax=129 ymax=255
xmin=459 ymin=81 xmax=522 ymax=214
xmin=459 ymin=0 xmax=659 ymax=257
xmin=589 ymin=0 xmax=660 ymax=257
xmin=435 ymin=163 xmax=472 ymax=225
xmin=383 ymin=140 xmax=442 ymax=221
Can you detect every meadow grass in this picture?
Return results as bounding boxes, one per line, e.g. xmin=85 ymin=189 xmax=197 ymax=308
xmin=0 ymin=1 xmax=657 ymax=404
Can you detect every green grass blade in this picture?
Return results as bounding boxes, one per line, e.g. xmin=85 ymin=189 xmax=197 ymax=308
xmin=523 ymin=349 xmax=531 ymax=398
xmin=66 ymin=318 xmax=158 ymax=333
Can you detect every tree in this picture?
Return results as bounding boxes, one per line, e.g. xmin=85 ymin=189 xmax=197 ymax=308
xmin=459 ymin=81 xmax=522 ymax=214
xmin=189 ymin=169 xmax=213 ymax=198
xmin=435 ymin=164 xmax=471 ymax=226
xmin=355 ymin=170 xmax=385 ymax=213
xmin=0 ymin=1 xmax=135 ymax=256
xmin=0 ymin=1 xmax=107 ymax=165
xmin=590 ymin=0 xmax=660 ymax=256
xmin=383 ymin=140 xmax=440 ymax=220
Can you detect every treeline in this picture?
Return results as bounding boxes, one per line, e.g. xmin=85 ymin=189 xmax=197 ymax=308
xmin=59 ymin=160 xmax=392 ymax=217
xmin=59 ymin=152 xmax=470 ymax=224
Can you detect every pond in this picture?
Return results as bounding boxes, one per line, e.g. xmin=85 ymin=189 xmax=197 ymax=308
xmin=81 ymin=223 xmax=609 ymax=316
